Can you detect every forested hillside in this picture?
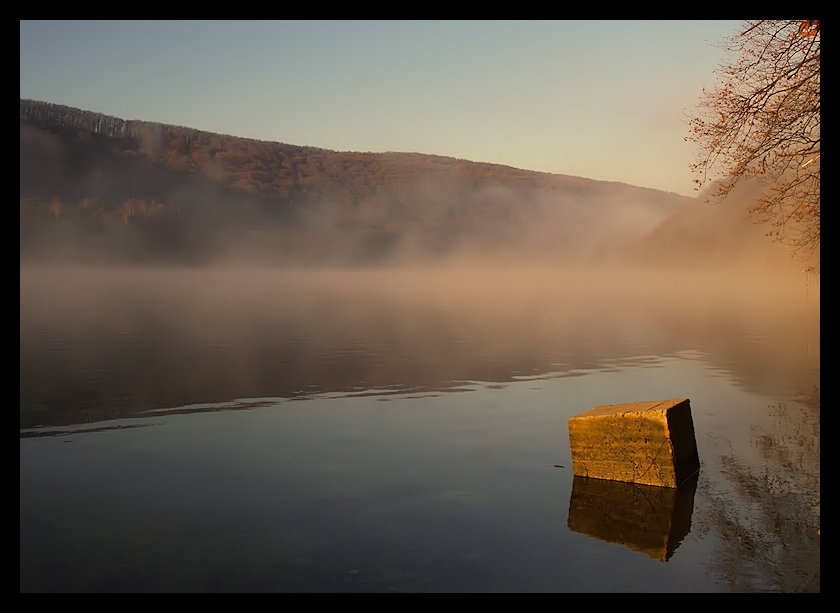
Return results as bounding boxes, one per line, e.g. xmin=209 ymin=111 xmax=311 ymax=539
xmin=21 ymin=99 xmax=693 ymax=265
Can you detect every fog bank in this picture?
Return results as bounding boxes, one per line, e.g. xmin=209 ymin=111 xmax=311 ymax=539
xmin=21 ymin=261 xmax=818 ymax=429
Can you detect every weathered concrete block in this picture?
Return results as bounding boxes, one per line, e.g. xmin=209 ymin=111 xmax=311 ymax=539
xmin=568 ymin=398 xmax=700 ymax=488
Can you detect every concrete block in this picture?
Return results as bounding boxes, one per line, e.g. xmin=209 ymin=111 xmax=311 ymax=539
xmin=568 ymin=398 xmax=700 ymax=488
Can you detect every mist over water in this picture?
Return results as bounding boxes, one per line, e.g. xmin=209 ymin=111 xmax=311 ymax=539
xmin=20 ymin=260 xmax=817 ymax=427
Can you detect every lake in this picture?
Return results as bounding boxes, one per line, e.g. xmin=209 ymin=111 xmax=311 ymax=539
xmin=19 ymin=264 xmax=820 ymax=592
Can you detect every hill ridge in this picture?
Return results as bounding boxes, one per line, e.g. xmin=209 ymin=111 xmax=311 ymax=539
xmin=20 ymin=98 xmax=694 ymax=265
xmin=22 ymin=98 xmax=691 ymax=196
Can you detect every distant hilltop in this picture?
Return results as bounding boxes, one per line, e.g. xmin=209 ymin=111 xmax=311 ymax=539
xmin=21 ymin=98 xmax=699 ymax=266
xmin=20 ymin=98 xmax=330 ymax=157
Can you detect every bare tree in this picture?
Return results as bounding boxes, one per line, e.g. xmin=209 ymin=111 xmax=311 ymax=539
xmin=687 ymin=20 xmax=820 ymax=272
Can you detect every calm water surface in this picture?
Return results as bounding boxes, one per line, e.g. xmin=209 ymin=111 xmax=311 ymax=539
xmin=20 ymin=265 xmax=820 ymax=592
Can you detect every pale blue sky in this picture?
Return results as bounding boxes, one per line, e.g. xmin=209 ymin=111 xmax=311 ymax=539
xmin=20 ymin=20 xmax=740 ymax=196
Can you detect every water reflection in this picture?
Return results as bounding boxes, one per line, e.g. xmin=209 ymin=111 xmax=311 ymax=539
xmin=568 ymin=474 xmax=698 ymax=562
xmin=697 ymin=393 xmax=820 ymax=592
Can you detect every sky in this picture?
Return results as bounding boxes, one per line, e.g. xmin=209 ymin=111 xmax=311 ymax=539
xmin=20 ymin=20 xmax=741 ymax=197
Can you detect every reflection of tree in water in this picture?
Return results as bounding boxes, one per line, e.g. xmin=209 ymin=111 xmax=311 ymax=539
xmin=699 ymin=373 xmax=819 ymax=592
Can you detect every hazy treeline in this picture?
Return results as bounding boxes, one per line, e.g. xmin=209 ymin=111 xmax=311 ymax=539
xmin=19 ymin=99 xmax=691 ymax=266
xmin=20 ymin=98 xmax=810 ymax=270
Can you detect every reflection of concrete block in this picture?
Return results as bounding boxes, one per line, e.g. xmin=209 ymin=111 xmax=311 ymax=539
xmin=568 ymin=399 xmax=700 ymax=488
xmin=568 ymin=474 xmax=697 ymax=561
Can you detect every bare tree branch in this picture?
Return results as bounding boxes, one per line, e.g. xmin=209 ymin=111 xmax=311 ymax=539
xmin=687 ymin=21 xmax=820 ymax=272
